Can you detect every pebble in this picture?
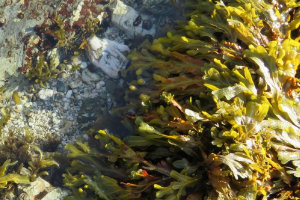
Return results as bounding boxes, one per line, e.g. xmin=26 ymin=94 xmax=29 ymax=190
xmin=38 ymin=88 xmax=55 ymax=100
xmin=69 ymin=80 xmax=82 ymax=89
xmin=96 ymin=81 xmax=105 ymax=89
xmin=80 ymin=62 xmax=88 ymax=69
xmin=65 ymin=90 xmax=73 ymax=98
xmin=81 ymin=68 xmax=102 ymax=84
xmin=56 ymin=80 xmax=67 ymax=93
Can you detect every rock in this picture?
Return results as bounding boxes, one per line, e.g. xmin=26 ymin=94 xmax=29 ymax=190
xmin=56 ymin=80 xmax=67 ymax=93
xmin=38 ymin=89 xmax=55 ymax=100
xmin=81 ymin=68 xmax=102 ymax=83
xmin=111 ymin=0 xmax=156 ymax=38
xmin=65 ymin=90 xmax=73 ymax=98
xmin=17 ymin=177 xmax=69 ymax=200
xmin=105 ymin=79 xmax=119 ymax=92
xmin=86 ymin=36 xmax=129 ymax=79
xmin=77 ymin=95 xmax=106 ymax=124
xmin=96 ymin=80 xmax=105 ymax=89
xmin=0 ymin=1 xmax=53 ymax=88
xmin=16 ymin=168 xmax=69 ymax=200
xmin=69 ymin=80 xmax=82 ymax=89
xmin=41 ymin=188 xmax=69 ymax=200
xmin=80 ymin=62 xmax=88 ymax=69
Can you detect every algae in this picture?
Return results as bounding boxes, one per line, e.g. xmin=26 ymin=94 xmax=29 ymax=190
xmin=62 ymin=0 xmax=300 ymax=199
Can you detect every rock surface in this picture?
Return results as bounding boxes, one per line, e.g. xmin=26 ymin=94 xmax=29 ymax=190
xmin=16 ymin=169 xmax=69 ymax=200
xmin=86 ymin=36 xmax=130 ymax=79
xmin=112 ymin=0 xmax=156 ymax=38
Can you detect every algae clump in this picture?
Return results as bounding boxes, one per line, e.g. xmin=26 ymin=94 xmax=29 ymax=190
xmin=63 ymin=0 xmax=300 ymax=199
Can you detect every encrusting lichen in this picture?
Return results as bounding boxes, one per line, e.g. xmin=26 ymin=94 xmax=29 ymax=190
xmin=61 ymin=0 xmax=300 ymax=199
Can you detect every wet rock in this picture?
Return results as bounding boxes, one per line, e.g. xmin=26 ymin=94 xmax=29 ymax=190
xmin=0 ymin=1 xmax=53 ymax=88
xmin=56 ymin=81 xmax=67 ymax=93
xmin=15 ymin=168 xmax=69 ymax=200
xmin=86 ymin=36 xmax=129 ymax=79
xmin=142 ymin=19 xmax=153 ymax=30
xmin=77 ymin=95 xmax=107 ymax=125
xmin=65 ymin=90 xmax=73 ymax=99
xmin=69 ymin=79 xmax=82 ymax=89
xmin=111 ymin=0 xmax=156 ymax=38
xmin=38 ymin=89 xmax=55 ymax=100
xmin=81 ymin=68 xmax=102 ymax=84
xmin=96 ymin=80 xmax=105 ymax=89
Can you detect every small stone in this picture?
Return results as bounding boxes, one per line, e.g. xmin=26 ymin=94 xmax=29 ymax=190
xmin=81 ymin=69 xmax=102 ymax=84
xmin=42 ymin=188 xmax=69 ymax=200
xmin=76 ymin=95 xmax=81 ymax=100
xmin=24 ymin=102 xmax=32 ymax=108
xmin=56 ymin=80 xmax=67 ymax=93
xmin=96 ymin=80 xmax=105 ymax=89
xmin=69 ymin=80 xmax=82 ymax=89
xmin=65 ymin=90 xmax=73 ymax=98
xmin=86 ymin=36 xmax=129 ymax=79
xmin=14 ymin=104 xmax=23 ymax=113
xmin=80 ymin=62 xmax=88 ymax=69
xmin=38 ymin=89 xmax=54 ymax=100
xmin=99 ymin=80 xmax=105 ymax=87
xmin=59 ymin=72 xmax=69 ymax=79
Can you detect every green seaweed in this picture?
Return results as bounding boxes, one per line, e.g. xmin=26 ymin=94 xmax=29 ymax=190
xmin=0 ymin=160 xmax=30 ymax=189
xmin=27 ymin=144 xmax=59 ymax=181
xmin=0 ymin=108 xmax=10 ymax=136
xmin=0 ymin=131 xmax=59 ymax=196
xmin=25 ymin=52 xmax=60 ymax=85
xmin=63 ymin=0 xmax=300 ymax=199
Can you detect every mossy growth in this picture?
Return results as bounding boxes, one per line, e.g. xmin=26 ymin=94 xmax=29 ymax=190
xmin=0 ymin=108 xmax=10 ymax=136
xmin=0 ymin=160 xmax=30 ymax=196
xmin=0 ymin=130 xmax=59 ymax=196
xmin=63 ymin=0 xmax=300 ymax=199
xmin=25 ymin=50 xmax=60 ymax=85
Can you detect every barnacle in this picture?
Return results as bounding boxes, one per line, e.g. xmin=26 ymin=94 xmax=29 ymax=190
xmin=63 ymin=0 xmax=300 ymax=199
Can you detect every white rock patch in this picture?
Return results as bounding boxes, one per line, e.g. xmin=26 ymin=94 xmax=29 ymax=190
xmin=38 ymin=89 xmax=55 ymax=100
xmin=86 ymin=36 xmax=129 ymax=79
xmin=112 ymin=0 xmax=156 ymax=38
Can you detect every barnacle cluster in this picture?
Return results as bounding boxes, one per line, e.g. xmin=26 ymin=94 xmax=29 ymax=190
xmin=64 ymin=0 xmax=300 ymax=199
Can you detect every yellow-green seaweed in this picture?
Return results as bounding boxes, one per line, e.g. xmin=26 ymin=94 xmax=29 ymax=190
xmin=63 ymin=0 xmax=300 ymax=199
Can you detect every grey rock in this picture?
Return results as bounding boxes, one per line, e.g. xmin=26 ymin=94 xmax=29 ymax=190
xmin=56 ymin=80 xmax=67 ymax=93
xmin=16 ymin=168 xmax=69 ymax=200
xmin=65 ymin=90 xmax=73 ymax=98
xmin=81 ymin=68 xmax=102 ymax=84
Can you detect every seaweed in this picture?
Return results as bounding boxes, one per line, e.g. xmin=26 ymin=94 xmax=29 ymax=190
xmin=25 ymin=49 xmax=60 ymax=85
xmin=63 ymin=0 xmax=300 ymax=199
xmin=0 ymin=131 xmax=59 ymax=196
xmin=0 ymin=160 xmax=30 ymax=190
xmin=0 ymin=108 xmax=10 ymax=136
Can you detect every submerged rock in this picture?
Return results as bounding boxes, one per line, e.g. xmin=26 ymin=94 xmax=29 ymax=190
xmin=111 ymin=0 xmax=156 ymax=38
xmin=16 ymin=168 xmax=69 ymax=200
xmin=86 ymin=35 xmax=129 ymax=79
